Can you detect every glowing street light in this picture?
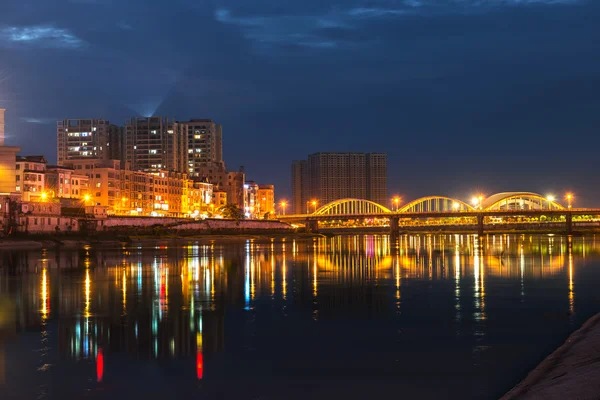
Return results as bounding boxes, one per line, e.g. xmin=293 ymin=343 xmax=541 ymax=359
xmin=471 ymin=197 xmax=479 ymax=206
xmin=393 ymin=196 xmax=401 ymax=211
xmin=546 ymin=195 xmax=555 ymax=210
xmin=280 ymin=201 xmax=287 ymax=215
xmin=311 ymin=200 xmax=318 ymax=213
xmin=40 ymin=192 xmax=48 ymax=201
xmin=452 ymin=202 xmax=460 ymax=211
xmin=566 ymin=193 xmax=573 ymax=209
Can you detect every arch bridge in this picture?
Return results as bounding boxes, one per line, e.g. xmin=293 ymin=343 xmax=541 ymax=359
xmin=314 ymin=198 xmax=391 ymax=215
xmin=399 ymin=196 xmax=473 ymax=213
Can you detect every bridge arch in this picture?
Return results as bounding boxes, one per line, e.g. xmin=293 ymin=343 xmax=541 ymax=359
xmin=314 ymin=199 xmax=391 ymax=215
xmin=399 ymin=196 xmax=474 ymax=213
xmin=481 ymin=192 xmax=564 ymax=211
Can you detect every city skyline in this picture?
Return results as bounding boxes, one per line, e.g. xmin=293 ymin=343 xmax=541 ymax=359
xmin=1 ymin=1 xmax=599 ymax=205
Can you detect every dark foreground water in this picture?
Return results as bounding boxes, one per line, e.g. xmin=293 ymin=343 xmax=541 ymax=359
xmin=1 ymin=234 xmax=599 ymax=399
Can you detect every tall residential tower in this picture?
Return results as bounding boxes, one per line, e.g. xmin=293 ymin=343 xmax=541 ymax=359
xmin=291 ymin=152 xmax=387 ymax=212
xmin=57 ymin=119 xmax=122 ymax=165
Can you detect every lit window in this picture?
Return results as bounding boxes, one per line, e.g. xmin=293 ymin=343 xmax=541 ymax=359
xmin=151 ymin=130 xmax=157 ymax=134
xmin=188 ymin=149 xmax=193 ymax=153
xmin=149 ymin=149 xmax=157 ymax=154
xmin=195 ymin=149 xmax=201 ymax=153
xmin=93 ymin=127 xmax=97 ymax=131
xmin=134 ymin=145 xmax=137 ymax=149
xmin=194 ymin=134 xmax=201 ymax=139
xmin=15 ymin=185 xmax=20 ymax=191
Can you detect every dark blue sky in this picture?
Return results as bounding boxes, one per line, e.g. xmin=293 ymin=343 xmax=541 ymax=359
xmin=1 ymin=0 xmax=599 ymax=205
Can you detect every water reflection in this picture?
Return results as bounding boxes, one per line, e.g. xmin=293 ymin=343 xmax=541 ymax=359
xmin=0 ymin=234 xmax=597 ymax=399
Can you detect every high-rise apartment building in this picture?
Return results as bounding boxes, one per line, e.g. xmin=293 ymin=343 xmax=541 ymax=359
xmin=124 ymin=117 xmax=187 ymax=172
xmin=291 ymin=152 xmax=387 ymax=212
xmin=183 ymin=119 xmax=224 ymax=177
xmin=57 ymin=119 xmax=122 ymax=165
xmin=291 ymin=160 xmax=308 ymax=214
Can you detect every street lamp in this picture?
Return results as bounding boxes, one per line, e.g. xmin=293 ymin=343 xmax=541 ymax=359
xmin=311 ymin=200 xmax=318 ymax=213
xmin=566 ymin=193 xmax=573 ymax=209
xmin=546 ymin=195 xmax=555 ymax=210
xmin=393 ymin=196 xmax=401 ymax=211
xmin=280 ymin=201 xmax=287 ymax=215
xmin=40 ymin=192 xmax=48 ymax=201
xmin=452 ymin=202 xmax=460 ymax=211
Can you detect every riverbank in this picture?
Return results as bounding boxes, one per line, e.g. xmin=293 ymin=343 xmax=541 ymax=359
xmin=0 ymin=231 xmax=325 ymax=251
xmin=502 ymin=312 xmax=600 ymax=399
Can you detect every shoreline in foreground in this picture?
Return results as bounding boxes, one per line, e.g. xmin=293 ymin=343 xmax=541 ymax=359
xmin=502 ymin=312 xmax=600 ymax=399
xmin=0 ymin=231 xmax=326 ymax=251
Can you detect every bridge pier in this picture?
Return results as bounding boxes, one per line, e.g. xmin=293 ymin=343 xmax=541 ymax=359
xmin=477 ymin=213 xmax=484 ymax=236
xmin=389 ymin=216 xmax=400 ymax=242
xmin=566 ymin=211 xmax=572 ymax=235
xmin=306 ymin=219 xmax=319 ymax=233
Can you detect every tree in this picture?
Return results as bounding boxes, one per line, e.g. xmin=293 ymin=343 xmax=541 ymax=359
xmin=218 ymin=203 xmax=244 ymax=220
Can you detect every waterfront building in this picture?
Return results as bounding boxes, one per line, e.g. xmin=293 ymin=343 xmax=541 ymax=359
xmin=45 ymin=165 xmax=89 ymax=199
xmin=213 ymin=190 xmax=227 ymax=209
xmin=15 ymin=155 xmax=47 ymax=201
xmin=244 ymin=181 xmax=259 ymax=217
xmin=57 ymin=119 xmax=122 ymax=165
xmin=0 ymin=109 xmax=21 ymax=196
xmin=186 ymin=179 xmax=214 ymax=217
xmin=257 ymin=185 xmax=275 ymax=217
xmin=292 ymin=152 xmax=387 ymax=212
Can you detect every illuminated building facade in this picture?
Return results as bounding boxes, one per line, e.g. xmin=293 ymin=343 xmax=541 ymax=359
xmin=183 ymin=119 xmax=224 ymax=177
xmin=125 ymin=117 xmax=187 ymax=172
xmin=45 ymin=165 xmax=89 ymax=199
xmin=292 ymin=152 xmax=387 ymax=211
xmin=0 ymin=109 xmax=21 ymax=195
xmin=243 ymin=181 xmax=259 ymax=217
xmin=257 ymin=185 xmax=275 ymax=216
xmin=15 ymin=155 xmax=47 ymax=201
xmin=63 ymin=159 xmax=213 ymax=216
xmin=57 ymin=119 xmax=122 ymax=165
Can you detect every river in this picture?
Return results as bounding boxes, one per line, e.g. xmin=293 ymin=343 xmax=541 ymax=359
xmin=0 ymin=234 xmax=599 ymax=399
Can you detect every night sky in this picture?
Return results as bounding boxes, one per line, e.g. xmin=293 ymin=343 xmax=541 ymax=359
xmin=1 ymin=0 xmax=599 ymax=206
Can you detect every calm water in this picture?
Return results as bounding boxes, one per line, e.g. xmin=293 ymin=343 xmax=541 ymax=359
xmin=0 ymin=234 xmax=599 ymax=399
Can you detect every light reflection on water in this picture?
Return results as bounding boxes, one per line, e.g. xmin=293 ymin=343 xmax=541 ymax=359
xmin=0 ymin=234 xmax=599 ymax=399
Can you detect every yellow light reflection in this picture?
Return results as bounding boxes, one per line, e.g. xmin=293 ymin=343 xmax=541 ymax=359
xmin=41 ymin=267 xmax=48 ymax=320
xmin=568 ymin=246 xmax=574 ymax=315
xmin=122 ymin=269 xmax=127 ymax=314
xmin=84 ymin=269 xmax=91 ymax=318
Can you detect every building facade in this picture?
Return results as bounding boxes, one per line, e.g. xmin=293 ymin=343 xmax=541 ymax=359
xmin=291 ymin=160 xmax=308 ymax=214
xmin=62 ymin=159 xmax=213 ymax=217
xmin=0 ymin=109 xmax=21 ymax=195
xmin=257 ymin=185 xmax=275 ymax=217
xmin=57 ymin=119 xmax=122 ymax=165
xmin=124 ymin=117 xmax=187 ymax=172
xmin=45 ymin=165 xmax=89 ymax=200
xmin=183 ymin=119 xmax=224 ymax=178
xmin=15 ymin=156 xmax=47 ymax=201
xmin=291 ymin=152 xmax=387 ymax=212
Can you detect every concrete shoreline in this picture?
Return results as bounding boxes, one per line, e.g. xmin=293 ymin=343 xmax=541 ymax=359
xmin=0 ymin=232 xmax=324 ymax=251
xmin=502 ymin=312 xmax=600 ymax=399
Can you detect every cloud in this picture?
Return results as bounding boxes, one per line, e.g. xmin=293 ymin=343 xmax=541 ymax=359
xmin=21 ymin=117 xmax=56 ymax=124
xmin=0 ymin=26 xmax=84 ymax=48
xmin=214 ymin=0 xmax=583 ymax=50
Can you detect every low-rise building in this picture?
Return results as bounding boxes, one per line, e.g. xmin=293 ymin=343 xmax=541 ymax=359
xmin=257 ymin=184 xmax=275 ymax=217
xmin=15 ymin=156 xmax=47 ymax=201
xmin=45 ymin=165 xmax=89 ymax=200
